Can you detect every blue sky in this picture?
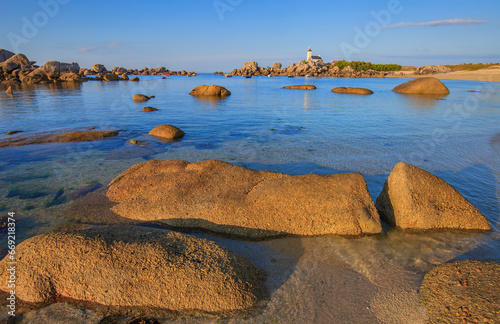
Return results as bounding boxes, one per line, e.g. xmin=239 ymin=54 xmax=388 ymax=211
xmin=1 ymin=0 xmax=499 ymax=72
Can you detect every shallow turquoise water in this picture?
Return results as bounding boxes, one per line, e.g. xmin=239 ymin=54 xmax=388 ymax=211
xmin=0 ymin=75 xmax=499 ymax=263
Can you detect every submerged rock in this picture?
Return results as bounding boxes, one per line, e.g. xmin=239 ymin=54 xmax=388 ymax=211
xmin=106 ymin=160 xmax=382 ymax=238
xmin=0 ymin=130 xmax=119 ymax=148
xmin=133 ymin=94 xmax=150 ymax=102
xmin=393 ymin=77 xmax=450 ymax=95
xmin=375 ymin=162 xmax=490 ymax=231
xmin=189 ymin=85 xmax=231 ymax=97
xmin=331 ymin=87 xmax=373 ymax=95
xmin=149 ymin=124 xmax=185 ymax=140
xmin=142 ymin=106 xmax=158 ymax=112
xmin=281 ymin=85 xmax=317 ymax=90
xmin=0 ymin=225 xmax=267 ymax=313
xmin=419 ymin=260 xmax=500 ymax=324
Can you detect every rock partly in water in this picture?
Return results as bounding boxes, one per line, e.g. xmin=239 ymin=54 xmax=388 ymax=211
xmin=130 ymin=77 xmax=140 ymax=81
xmin=103 ymin=73 xmax=120 ymax=81
xmin=332 ymin=87 xmax=373 ymax=95
xmin=5 ymin=86 xmax=13 ymax=95
xmin=281 ymin=85 xmax=317 ymax=90
xmin=375 ymin=162 xmax=491 ymax=231
xmin=106 ymin=160 xmax=382 ymax=238
xmin=58 ymin=73 xmax=82 ymax=82
xmin=142 ymin=106 xmax=158 ymax=112
xmin=149 ymin=125 xmax=185 ymax=140
xmin=132 ymin=94 xmax=150 ymax=102
xmin=130 ymin=140 xmax=148 ymax=145
xmin=419 ymin=260 xmax=500 ymax=324
xmin=0 ymin=130 xmax=119 ymax=148
xmin=0 ymin=225 xmax=267 ymax=313
xmin=189 ymin=85 xmax=231 ymax=97
xmin=22 ymin=302 xmax=104 ymax=324
xmin=5 ymin=130 xmax=22 ymax=135
xmin=393 ymin=77 xmax=450 ymax=95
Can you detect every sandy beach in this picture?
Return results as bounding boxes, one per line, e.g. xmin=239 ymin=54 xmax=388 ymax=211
xmin=387 ymin=66 xmax=500 ymax=82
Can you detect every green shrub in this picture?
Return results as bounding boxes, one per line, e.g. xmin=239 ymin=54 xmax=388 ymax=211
xmin=332 ymin=60 xmax=401 ymax=72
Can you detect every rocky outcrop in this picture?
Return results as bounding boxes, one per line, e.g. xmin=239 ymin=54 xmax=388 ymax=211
xmin=106 ymin=160 xmax=382 ymax=238
xmin=149 ymin=124 xmax=185 ymax=139
xmin=281 ymin=85 xmax=317 ymax=90
xmin=375 ymin=162 xmax=491 ymax=231
xmin=132 ymin=94 xmax=151 ymax=102
xmin=0 ymin=225 xmax=267 ymax=312
xmin=229 ymin=61 xmax=388 ymax=78
xmin=414 ymin=64 xmax=451 ymax=75
xmin=189 ymin=85 xmax=231 ymax=97
xmin=393 ymin=77 xmax=450 ymax=95
xmin=331 ymin=87 xmax=373 ymax=95
xmin=419 ymin=260 xmax=500 ymax=324
xmin=0 ymin=130 xmax=119 ymax=148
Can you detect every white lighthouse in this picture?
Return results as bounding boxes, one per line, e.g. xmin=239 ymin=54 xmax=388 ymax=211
xmin=306 ymin=46 xmax=323 ymax=64
xmin=307 ymin=46 xmax=312 ymax=61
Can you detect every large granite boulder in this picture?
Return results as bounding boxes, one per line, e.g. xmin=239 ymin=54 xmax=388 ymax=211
xmin=281 ymin=85 xmax=317 ymax=90
xmin=332 ymin=87 xmax=373 ymax=95
xmin=92 ymin=64 xmax=106 ymax=73
xmin=375 ymin=162 xmax=491 ymax=231
xmin=149 ymin=124 xmax=185 ymax=139
xmin=103 ymin=73 xmax=120 ymax=81
xmin=271 ymin=62 xmax=282 ymax=70
xmin=0 ymin=53 xmax=30 ymax=73
xmin=243 ymin=61 xmax=259 ymax=71
xmin=0 ymin=225 xmax=266 ymax=312
xmin=419 ymin=260 xmax=500 ymax=324
xmin=393 ymin=77 xmax=450 ymax=95
xmin=106 ymin=160 xmax=382 ymax=238
xmin=0 ymin=49 xmax=15 ymax=63
xmin=43 ymin=61 xmax=80 ymax=79
xmin=189 ymin=85 xmax=231 ymax=97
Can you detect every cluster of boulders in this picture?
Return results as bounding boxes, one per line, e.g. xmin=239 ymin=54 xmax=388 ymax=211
xmin=413 ymin=64 xmax=452 ymax=75
xmin=228 ymin=61 xmax=388 ymax=77
xmin=0 ymin=49 xmax=197 ymax=87
xmin=81 ymin=64 xmax=195 ymax=76
xmin=0 ymin=49 xmax=82 ymax=85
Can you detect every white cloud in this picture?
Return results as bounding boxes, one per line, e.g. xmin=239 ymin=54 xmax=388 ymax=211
xmin=78 ymin=42 xmax=124 ymax=52
xmin=382 ymin=18 xmax=487 ymax=29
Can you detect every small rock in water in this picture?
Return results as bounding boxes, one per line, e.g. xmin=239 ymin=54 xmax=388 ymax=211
xmin=130 ymin=76 xmax=140 ymax=81
xmin=130 ymin=140 xmax=148 ymax=145
xmin=142 ymin=106 xmax=158 ymax=112
xmin=5 ymin=86 xmax=13 ymax=95
xmin=6 ymin=130 xmax=22 ymax=135
xmin=133 ymin=94 xmax=150 ymax=102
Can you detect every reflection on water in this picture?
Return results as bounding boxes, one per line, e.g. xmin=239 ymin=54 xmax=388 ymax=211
xmin=0 ymin=75 xmax=499 ymax=320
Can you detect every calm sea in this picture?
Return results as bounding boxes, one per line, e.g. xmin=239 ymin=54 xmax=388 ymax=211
xmin=0 ymin=74 xmax=499 ymax=269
